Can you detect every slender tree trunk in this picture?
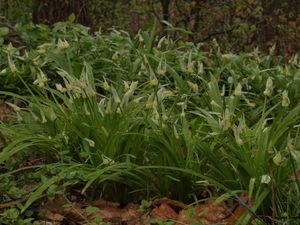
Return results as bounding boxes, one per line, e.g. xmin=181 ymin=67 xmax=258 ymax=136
xmin=160 ymin=0 xmax=170 ymax=22
xmin=191 ymin=0 xmax=202 ymax=32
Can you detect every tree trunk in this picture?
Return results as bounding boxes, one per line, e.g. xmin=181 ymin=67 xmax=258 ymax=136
xmin=160 ymin=0 xmax=170 ymax=22
xmin=32 ymin=0 xmax=92 ymax=26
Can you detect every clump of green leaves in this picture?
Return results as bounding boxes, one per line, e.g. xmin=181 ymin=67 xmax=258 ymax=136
xmin=0 ymin=22 xmax=299 ymax=224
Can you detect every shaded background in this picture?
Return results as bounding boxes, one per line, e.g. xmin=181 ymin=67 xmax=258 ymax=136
xmin=0 ymin=0 xmax=299 ymax=58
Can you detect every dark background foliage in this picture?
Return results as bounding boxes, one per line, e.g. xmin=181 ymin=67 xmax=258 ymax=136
xmin=0 ymin=0 xmax=299 ymax=58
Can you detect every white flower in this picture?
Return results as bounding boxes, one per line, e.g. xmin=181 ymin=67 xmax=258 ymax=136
xmin=149 ymin=78 xmax=158 ymax=86
xmin=222 ymin=108 xmax=231 ymax=131
xmin=0 ymin=68 xmax=7 ymax=75
xmin=227 ymin=76 xmax=233 ymax=84
xmin=8 ymin=56 xmax=17 ymax=73
xmin=234 ymin=83 xmax=242 ymax=96
xmin=57 ymin=39 xmax=70 ymax=50
xmin=261 ymin=174 xmax=271 ymax=184
xmin=222 ymin=53 xmax=237 ymax=60
xmin=123 ymin=81 xmax=130 ymax=91
xmin=243 ymin=97 xmax=256 ymax=107
xmin=122 ymin=90 xmax=134 ymax=106
xmin=173 ymin=125 xmax=179 ymax=139
xmin=157 ymin=36 xmax=166 ymax=49
xmin=33 ymin=70 xmax=48 ymax=87
xmin=84 ymin=138 xmax=95 ymax=147
xmin=187 ymin=61 xmax=194 ymax=74
xmin=220 ymin=85 xmax=225 ymax=96
xmin=6 ymin=102 xmax=21 ymax=112
xmin=146 ymin=94 xmax=157 ymax=109
xmin=102 ymin=78 xmax=110 ymax=91
xmin=157 ymin=57 xmax=167 ymax=76
xmin=164 ymin=90 xmax=174 ymax=97
xmin=273 ymin=152 xmax=282 ymax=166
xmin=138 ymin=34 xmax=144 ymax=43
xmin=112 ymin=52 xmax=119 ymax=60
xmin=102 ymin=154 xmax=114 ymax=165
xmin=263 ymin=77 xmax=273 ymax=97
xmin=188 ymin=81 xmax=198 ymax=93
xmin=210 ymin=100 xmax=220 ymax=108
xmin=282 ymin=90 xmax=290 ymax=107
xmin=235 ymin=137 xmax=243 ymax=146
xmin=237 ymin=115 xmax=247 ymax=133
xmin=233 ymin=127 xmax=243 ymax=146
xmin=197 ymin=62 xmax=204 ymax=75
xmin=55 ymin=83 xmax=67 ymax=93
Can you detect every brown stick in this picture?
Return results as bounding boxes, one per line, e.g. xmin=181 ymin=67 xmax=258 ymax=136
xmin=0 ymin=196 xmax=29 ymax=209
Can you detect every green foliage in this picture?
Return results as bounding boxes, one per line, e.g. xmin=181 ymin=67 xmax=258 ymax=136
xmin=0 ymin=22 xmax=299 ymax=223
xmin=1 ymin=0 xmax=299 ymax=56
xmin=0 ymin=0 xmax=32 ymax=24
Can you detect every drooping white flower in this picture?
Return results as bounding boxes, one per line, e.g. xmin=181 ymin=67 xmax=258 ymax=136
xmin=55 ymin=83 xmax=67 ymax=93
xmin=263 ymin=77 xmax=273 ymax=97
xmin=0 ymin=68 xmax=7 ymax=75
xmin=273 ymin=152 xmax=282 ymax=166
xmin=149 ymin=68 xmax=158 ymax=86
xmin=33 ymin=70 xmax=48 ymax=87
xmin=233 ymin=127 xmax=243 ymax=146
xmin=222 ymin=53 xmax=237 ymax=60
xmin=6 ymin=102 xmax=21 ymax=112
xmin=164 ymin=90 xmax=174 ymax=97
xmin=222 ymin=108 xmax=231 ymax=131
xmin=123 ymin=81 xmax=130 ymax=91
xmin=157 ymin=56 xmax=167 ymax=76
xmin=102 ymin=154 xmax=114 ymax=165
xmin=157 ymin=36 xmax=166 ymax=49
xmin=112 ymin=52 xmax=119 ymax=60
xmin=234 ymin=83 xmax=242 ymax=96
xmin=8 ymin=56 xmax=17 ymax=74
xmin=188 ymin=81 xmax=198 ymax=93
xmin=102 ymin=78 xmax=110 ymax=91
xmin=281 ymin=90 xmax=290 ymax=107
xmin=197 ymin=62 xmax=204 ymax=75
xmin=84 ymin=138 xmax=95 ymax=147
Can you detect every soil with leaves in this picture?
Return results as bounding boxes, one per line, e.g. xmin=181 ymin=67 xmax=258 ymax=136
xmin=0 ymin=21 xmax=300 ymax=224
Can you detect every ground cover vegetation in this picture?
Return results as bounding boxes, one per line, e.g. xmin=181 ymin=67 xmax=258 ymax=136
xmin=1 ymin=0 xmax=299 ymax=58
xmin=0 ymin=18 xmax=300 ymax=224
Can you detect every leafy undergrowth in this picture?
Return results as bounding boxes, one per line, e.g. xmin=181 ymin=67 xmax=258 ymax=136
xmin=0 ymin=20 xmax=300 ymax=224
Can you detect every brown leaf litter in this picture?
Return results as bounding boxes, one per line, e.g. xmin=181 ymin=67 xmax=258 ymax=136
xmin=0 ymin=101 xmax=14 ymax=124
xmin=40 ymin=194 xmax=252 ymax=225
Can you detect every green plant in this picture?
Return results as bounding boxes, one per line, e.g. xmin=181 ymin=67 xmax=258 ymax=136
xmin=0 ymin=22 xmax=299 ymax=224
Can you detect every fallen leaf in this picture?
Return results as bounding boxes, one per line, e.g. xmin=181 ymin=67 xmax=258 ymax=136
xmin=178 ymin=200 xmax=228 ymax=225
